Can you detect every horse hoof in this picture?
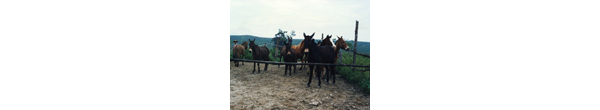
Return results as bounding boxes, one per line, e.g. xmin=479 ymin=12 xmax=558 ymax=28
xmin=306 ymin=85 xmax=310 ymax=87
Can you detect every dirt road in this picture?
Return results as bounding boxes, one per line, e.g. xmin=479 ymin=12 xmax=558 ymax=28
xmin=230 ymin=61 xmax=370 ymax=110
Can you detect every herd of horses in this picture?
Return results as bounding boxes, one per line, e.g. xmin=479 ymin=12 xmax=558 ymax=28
xmin=232 ymin=32 xmax=350 ymax=87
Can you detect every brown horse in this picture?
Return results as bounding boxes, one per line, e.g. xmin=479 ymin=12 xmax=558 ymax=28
xmin=232 ymin=41 xmax=248 ymax=67
xmin=334 ymin=36 xmax=350 ymax=60
xmin=249 ymin=39 xmax=270 ymax=74
xmin=282 ymin=37 xmax=297 ymax=77
xmin=291 ymin=39 xmax=308 ymax=70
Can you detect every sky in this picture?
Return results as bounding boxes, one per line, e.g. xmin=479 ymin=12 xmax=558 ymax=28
xmin=231 ymin=0 xmax=370 ymax=42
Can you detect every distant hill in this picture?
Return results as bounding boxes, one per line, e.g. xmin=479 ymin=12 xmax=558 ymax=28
xmin=230 ymin=35 xmax=369 ymax=54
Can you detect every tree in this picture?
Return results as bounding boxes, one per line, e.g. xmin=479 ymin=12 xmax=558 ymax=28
xmin=272 ymin=29 xmax=295 ymax=47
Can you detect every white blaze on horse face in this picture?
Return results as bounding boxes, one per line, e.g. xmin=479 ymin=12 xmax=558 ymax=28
xmin=287 ymin=51 xmax=291 ymax=55
xmin=304 ymin=49 xmax=309 ymax=53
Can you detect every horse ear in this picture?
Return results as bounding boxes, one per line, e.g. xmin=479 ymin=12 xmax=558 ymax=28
xmin=311 ymin=32 xmax=315 ymax=36
xmin=303 ymin=33 xmax=306 ymax=37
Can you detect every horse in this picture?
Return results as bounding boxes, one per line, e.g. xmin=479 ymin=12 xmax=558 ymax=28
xmin=312 ymin=35 xmax=337 ymax=81
xmin=248 ymin=39 xmax=270 ymax=74
xmin=232 ymin=41 xmax=248 ymax=67
xmin=291 ymin=39 xmax=308 ymax=70
xmin=282 ymin=37 xmax=297 ymax=77
xmin=308 ymin=35 xmax=330 ymax=79
xmin=303 ymin=32 xmax=336 ymax=87
xmin=334 ymin=36 xmax=350 ymax=61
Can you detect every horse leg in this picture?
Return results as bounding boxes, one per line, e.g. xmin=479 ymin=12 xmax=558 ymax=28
xmin=257 ymin=63 xmax=261 ymax=73
xmin=316 ymin=65 xmax=322 ymax=87
xmin=331 ymin=65 xmax=336 ymax=84
xmin=291 ymin=64 xmax=295 ymax=77
xmin=307 ymin=65 xmax=314 ymax=87
xmin=252 ymin=62 xmax=256 ymax=74
xmin=301 ymin=58 xmax=305 ymax=70
xmin=324 ymin=66 xmax=329 ymax=84
xmin=302 ymin=56 xmax=307 ymax=70
xmin=264 ymin=63 xmax=268 ymax=72
xmin=284 ymin=64 xmax=288 ymax=76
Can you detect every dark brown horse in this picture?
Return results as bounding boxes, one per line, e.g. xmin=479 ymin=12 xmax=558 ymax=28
xmin=282 ymin=37 xmax=297 ymax=77
xmin=303 ymin=32 xmax=336 ymax=87
xmin=309 ymin=35 xmax=332 ymax=79
xmin=314 ymin=35 xmax=338 ymax=81
xmin=232 ymin=41 xmax=248 ymax=67
xmin=249 ymin=39 xmax=270 ymax=74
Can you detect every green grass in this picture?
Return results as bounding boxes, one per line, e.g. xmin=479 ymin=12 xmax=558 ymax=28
xmin=336 ymin=52 xmax=370 ymax=93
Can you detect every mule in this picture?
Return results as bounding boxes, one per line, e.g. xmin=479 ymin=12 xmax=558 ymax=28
xmin=314 ymin=35 xmax=337 ymax=82
xmin=309 ymin=35 xmax=332 ymax=80
xmin=282 ymin=37 xmax=297 ymax=77
xmin=303 ymin=32 xmax=336 ymax=87
xmin=232 ymin=41 xmax=248 ymax=67
xmin=248 ymin=39 xmax=270 ymax=74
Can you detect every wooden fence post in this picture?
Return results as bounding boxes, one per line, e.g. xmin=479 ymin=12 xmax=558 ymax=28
xmin=354 ymin=20 xmax=359 ymax=65
xmin=276 ymin=37 xmax=280 ymax=67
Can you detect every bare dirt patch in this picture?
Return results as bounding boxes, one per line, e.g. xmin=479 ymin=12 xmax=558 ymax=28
xmin=230 ymin=62 xmax=370 ymax=110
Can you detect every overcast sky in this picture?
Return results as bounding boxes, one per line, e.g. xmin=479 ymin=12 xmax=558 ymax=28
xmin=231 ymin=0 xmax=370 ymax=42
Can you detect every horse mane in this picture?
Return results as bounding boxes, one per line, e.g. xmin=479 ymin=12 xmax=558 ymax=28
xmin=321 ymin=36 xmax=335 ymax=48
xmin=241 ymin=41 xmax=248 ymax=49
xmin=297 ymin=39 xmax=305 ymax=49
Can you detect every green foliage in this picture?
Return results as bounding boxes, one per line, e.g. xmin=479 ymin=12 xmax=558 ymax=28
xmin=272 ymin=29 xmax=295 ymax=47
xmin=336 ymin=52 xmax=370 ymax=93
xmin=347 ymin=40 xmax=354 ymax=50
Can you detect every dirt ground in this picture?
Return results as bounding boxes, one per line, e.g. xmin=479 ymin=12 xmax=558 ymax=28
xmin=230 ymin=61 xmax=370 ymax=110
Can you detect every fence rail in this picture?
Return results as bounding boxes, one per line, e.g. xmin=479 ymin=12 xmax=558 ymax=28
xmin=230 ymin=58 xmax=370 ymax=68
xmin=342 ymin=49 xmax=370 ymax=58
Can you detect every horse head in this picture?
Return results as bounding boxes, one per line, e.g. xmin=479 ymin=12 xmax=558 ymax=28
xmin=285 ymin=37 xmax=294 ymax=55
xmin=303 ymin=32 xmax=316 ymax=48
xmin=248 ymin=39 xmax=257 ymax=53
xmin=336 ymin=36 xmax=350 ymax=50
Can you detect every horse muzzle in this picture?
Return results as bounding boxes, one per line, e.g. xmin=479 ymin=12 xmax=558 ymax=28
xmin=249 ymin=49 xmax=252 ymax=53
